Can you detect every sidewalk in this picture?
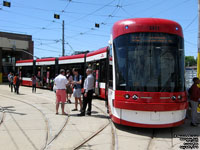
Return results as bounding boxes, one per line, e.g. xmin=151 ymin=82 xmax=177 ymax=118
xmin=0 ymin=85 xmax=200 ymax=150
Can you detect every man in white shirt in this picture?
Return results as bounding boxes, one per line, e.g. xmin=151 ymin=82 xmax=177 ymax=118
xmin=78 ymin=68 xmax=94 ymax=116
xmin=54 ymin=69 xmax=68 ymax=115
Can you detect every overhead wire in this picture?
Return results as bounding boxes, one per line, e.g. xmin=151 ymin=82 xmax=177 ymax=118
xmin=68 ymin=0 xmax=117 ymax=24
xmin=59 ymin=0 xmax=116 ymax=7
xmin=1 ymin=9 xmax=60 ymax=23
xmin=67 ymin=0 xmax=121 ymax=39
xmin=183 ymin=14 xmax=198 ymax=31
xmin=34 ymin=47 xmax=60 ymax=53
xmin=0 ymin=0 xmax=196 ymax=56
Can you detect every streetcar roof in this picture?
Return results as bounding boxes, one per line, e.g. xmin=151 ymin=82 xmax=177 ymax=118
xmin=112 ymin=18 xmax=183 ymax=39
xmin=36 ymin=57 xmax=56 ymax=62
xmin=59 ymin=54 xmax=85 ymax=60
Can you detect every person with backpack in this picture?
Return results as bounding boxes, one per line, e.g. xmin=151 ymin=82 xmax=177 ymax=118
xmin=189 ymin=77 xmax=200 ymax=127
xmin=72 ymin=68 xmax=82 ymax=111
xmin=8 ymin=72 xmax=11 ymax=87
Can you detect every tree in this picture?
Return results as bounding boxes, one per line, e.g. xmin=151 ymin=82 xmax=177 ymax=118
xmin=185 ymin=56 xmax=197 ymax=67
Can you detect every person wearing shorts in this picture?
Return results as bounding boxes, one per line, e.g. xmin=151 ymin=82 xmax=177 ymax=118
xmin=72 ymin=68 xmax=82 ymax=111
xmin=54 ymin=69 xmax=68 ymax=115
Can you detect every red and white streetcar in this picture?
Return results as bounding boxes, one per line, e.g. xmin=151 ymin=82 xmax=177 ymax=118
xmin=16 ymin=18 xmax=188 ymax=128
xmin=107 ymin=18 xmax=187 ymax=128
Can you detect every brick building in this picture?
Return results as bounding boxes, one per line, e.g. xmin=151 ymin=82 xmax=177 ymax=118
xmin=0 ymin=32 xmax=33 ymax=83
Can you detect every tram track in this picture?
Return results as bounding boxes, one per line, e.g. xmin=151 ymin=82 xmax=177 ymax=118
xmin=23 ymin=92 xmax=71 ymax=149
xmin=147 ymin=129 xmax=155 ymax=150
xmin=0 ymin=94 xmax=50 ymax=150
xmin=0 ymin=94 xmax=70 ymax=150
xmin=147 ymin=127 xmax=175 ymax=150
xmin=33 ymin=92 xmax=118 ymax=149
xmin=1 ymin=87 xmax=117 ymax=150
xmin=73 ymin=103 xmax=118 ymax=150
xmin=93 ymin=103 xmax=118 ymax=150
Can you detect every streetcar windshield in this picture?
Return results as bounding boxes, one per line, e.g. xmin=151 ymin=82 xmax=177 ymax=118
xmin=114 ymin=32 xmax=185 ymax=92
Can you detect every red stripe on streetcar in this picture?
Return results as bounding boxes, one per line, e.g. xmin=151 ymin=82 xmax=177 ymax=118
xmin=21 ymin=80 xmax=32 ymax=86
xmin=16 ymin=59 xmax=33 ymax=63
xmin=99 ymin=88 xmax=106 ymax=99
xmin=36 ymin=58 xmax=55 ymax=62
xmin=87 ymin=47 xmax=107 ymax=57
xmin=59 ymin=54 xmax=85 ymax=60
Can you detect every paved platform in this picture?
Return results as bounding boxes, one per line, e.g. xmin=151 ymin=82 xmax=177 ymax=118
xmin=0 ymin=84 xmax=200 ymax=150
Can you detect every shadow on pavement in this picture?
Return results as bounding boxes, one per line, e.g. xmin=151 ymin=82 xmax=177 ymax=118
xmin=1 ymin=106 xmax=27 ymax=116
xmin=113 ymin=118 xmax=200 ymax=139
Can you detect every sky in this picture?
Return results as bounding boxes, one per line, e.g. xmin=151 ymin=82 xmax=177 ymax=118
xmin=0 ymin=0 xmax=198 ymax=58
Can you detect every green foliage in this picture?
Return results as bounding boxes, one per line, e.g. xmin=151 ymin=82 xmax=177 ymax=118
xmin=185 ymin=56 xmax=197 ymax=67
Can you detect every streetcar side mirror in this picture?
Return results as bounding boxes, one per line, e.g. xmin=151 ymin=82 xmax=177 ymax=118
xmin=108 ymin=40 xmax=112 ymax=45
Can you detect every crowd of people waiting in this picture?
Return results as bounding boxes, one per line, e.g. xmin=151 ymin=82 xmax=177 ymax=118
xmin=8 ymin=68 xmax=95 ymax=117
xmin=53 ymin=68 xmax=94 ymax=116
xmin=8 ymin=72 xmax=20 ymax=94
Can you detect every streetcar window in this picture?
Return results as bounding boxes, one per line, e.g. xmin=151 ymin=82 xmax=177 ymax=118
xmin=108 ymin=45 xmax=113 ymax=88
xmin=21 ymin=66 xmax=33 ymax=78
xmin=114 ymin=32 xmax=184 ymax=92
xmin=99 ymin=60 xmax=106 ymax=82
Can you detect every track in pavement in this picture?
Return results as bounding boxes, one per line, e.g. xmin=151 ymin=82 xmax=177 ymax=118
xmin=147 ymin=128 xmax=174 ymax=150
xmin=0 ymin=94 xmax=70 ymax=150
xmin=73 ymin=103 xmax=118 ymax=150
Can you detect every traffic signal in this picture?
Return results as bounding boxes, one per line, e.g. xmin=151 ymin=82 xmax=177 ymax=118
xmin=54 ymin=14 xmax=60 ymax=19
xmin=3 ymin=1 xmax=11 ymax=7
xmin=95 ymin=23 xmax=100 ymax=28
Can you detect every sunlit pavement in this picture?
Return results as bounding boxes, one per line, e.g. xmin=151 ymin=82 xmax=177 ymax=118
xmin=0 ymin=84 xmax=200 ymax=150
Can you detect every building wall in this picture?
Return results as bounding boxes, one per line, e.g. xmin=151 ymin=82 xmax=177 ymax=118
xmin=0 ymin=49 xmax=2 ymax=83
xmin=0 ymin=32 xmax=33 ymax=83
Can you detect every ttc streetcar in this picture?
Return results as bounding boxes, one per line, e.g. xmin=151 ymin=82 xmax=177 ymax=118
xmin=16 ymin=18 xmax=188 ymax=128
xmin=107 ymin=18 xmax=187 ymax=128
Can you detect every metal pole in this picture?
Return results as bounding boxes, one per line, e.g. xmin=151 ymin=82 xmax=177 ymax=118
xmin=62 ymin=20 xmax=65 ymax=56
xmin=197 ymin=0 xmax=200 ymax=78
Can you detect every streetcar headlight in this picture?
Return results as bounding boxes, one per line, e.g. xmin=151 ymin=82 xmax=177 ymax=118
xmin=171 ymin=96 xmax=176 ymax=100
xmin=132 ymin=95 xmax=138 ymax=100
xmin=125 ymin=25 xmax=129 ymax=29
xmin=124 ymin=94 xmax=130 ymax=99
xmin=178 ymin=95 xmax=182 ymax=100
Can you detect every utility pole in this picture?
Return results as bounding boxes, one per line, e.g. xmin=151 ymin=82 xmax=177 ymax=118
xmin=62 ymin=20 xmax=65 ymax=56
xmin=197 ymin=0 xmax=200 ymax=78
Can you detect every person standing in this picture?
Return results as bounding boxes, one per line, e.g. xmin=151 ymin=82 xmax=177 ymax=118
xmin=189 ymin=77 xmax=200 ymax=126
xmin=72 ymin=68 xmax=82 ymax=111
xmin=54 ymin=69 xmax=68 ymax=115
xmin=31 ymin=74 xmax=37 ymax=93
xmin=8 ymin=72 xmax=11 ymax=87
xmin=66 ymin=70 xmax=73 ymax=103
xmin=15 ymin=73 xmax=20 ymax=94
xmin=10 ymin=73 xmax=14 ymax=92
xmin=78 ymin=68 xmax=94 ymax=116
